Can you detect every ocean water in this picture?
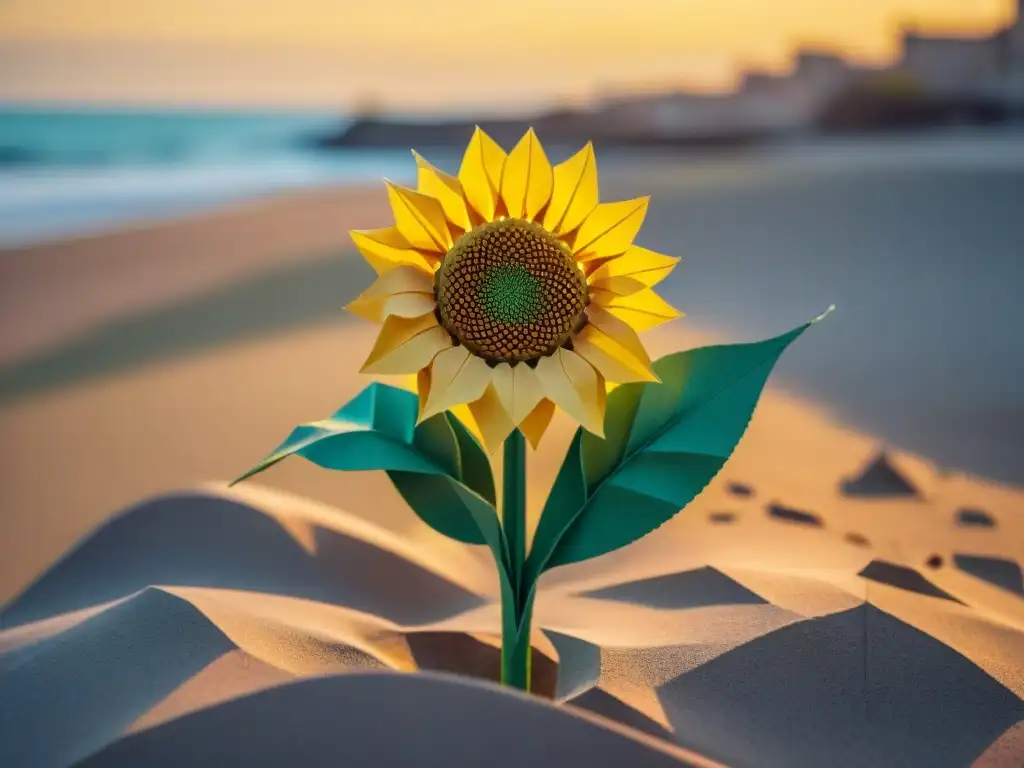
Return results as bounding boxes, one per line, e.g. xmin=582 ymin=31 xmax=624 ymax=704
xmin=0 ymin=107 xmax=421 ymax=247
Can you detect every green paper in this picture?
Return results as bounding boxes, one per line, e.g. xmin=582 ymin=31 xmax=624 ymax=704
xmin=502 ymin=429 xmax=527 ymax=588
xmin=524 ymin=308 xmax=832 ymax=582
xmin=232 ymin=382 xmax=501 ymax=552
xmin=445 ymin=412 xmax=496 ymax=506
xmin=499 ymin=429 xmax=531 ymax=690
xmin=501 ymin=586 xmax=535 ymax=691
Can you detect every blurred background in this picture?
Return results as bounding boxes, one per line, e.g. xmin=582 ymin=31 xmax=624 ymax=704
xmin=1 ymin=1 xmax=1023 ymax=599
xmin=2 ymin=0 xmax=1024 ymax=242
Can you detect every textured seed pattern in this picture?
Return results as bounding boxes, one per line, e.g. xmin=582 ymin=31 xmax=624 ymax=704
xmin=477 ymin=264 xmax=543 ymax=325
xmin=436 ymin=218 xmax=588 ymax=363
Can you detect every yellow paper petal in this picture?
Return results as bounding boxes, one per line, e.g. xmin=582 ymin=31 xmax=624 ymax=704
xmin=534 ymin=349 xmax=606 ymax=437
xmin=573 ymin=323 xmax=658 ymax=384
xmin=518 ymin=398 xmax=555 ymax=449
xmin=542 ymin=142 xmax=598 ymax=235
xmin=592 ymin=288 xmax=683 ymax=332
xmin=589 ymin=307 xmax=658 ymax=368
xmin=573 ymin=197 xmax=650 ymax=261
xmin=385 ymin=181 xmax=453 ymax=252
xmin=381 ymin=293 xmax=435 ymax=318
xmin=499 ymin=128 xmax=553 ymax=221
xmin=361 ymin=313 xmax=451 ymax=375
xmin=346 ymin=290 xmax=434 ymax=323
xmin=346 ymin=297 xmax=381 ymax=323
xmin=420 ymin=346 xmax=494 ymax=422
xmin=413 ymin=150 xmax=471 ymax=231
xmin=403 ymin=369 xmax=485 ymax=442
xmin=491 ymin=362 xmax=545 ymax=425
xmin=468 ymin=385 xmax=516 ymax=453
xmin=416 ymin=367 xmax=432 ymax=420
xmin=346 ymin=292 xmax=435 ymax=324
xmin=350 ymin=227 xmax=435 ymax=275
xmin=580 ymin=254 xmax=622 ymax=279
xmin=345 ymin=265 xmax=436 ymax=323
xmin=458 ymin=126 xmax=507 ymax=221
xmin=354 ymin=265 xmax=435 ymax=302
xmin=588 ymin=246 xmax=680 ymax=295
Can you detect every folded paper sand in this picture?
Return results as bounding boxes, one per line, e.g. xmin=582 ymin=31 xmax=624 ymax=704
xmin=74 ymin=672 xmax=722 ymax=768
xmin=2 ymin=486 xmax=1023 ymax=768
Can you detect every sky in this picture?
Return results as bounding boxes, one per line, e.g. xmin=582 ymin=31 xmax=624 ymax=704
xmin=0 ymin=0 xmax=1017 ymax=110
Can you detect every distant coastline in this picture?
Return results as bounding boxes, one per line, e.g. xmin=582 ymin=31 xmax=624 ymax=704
xmin=311 ymin=90 xmax=1023 ymax=152
xmin=2 ymin=99 xmax=1020 ymax=249
xmin=310 ymin=112 xmax=772 ymax=152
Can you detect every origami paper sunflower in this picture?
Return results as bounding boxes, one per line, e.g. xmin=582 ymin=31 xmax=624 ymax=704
xmin=347 ymin=127 xmax=682 ymax=451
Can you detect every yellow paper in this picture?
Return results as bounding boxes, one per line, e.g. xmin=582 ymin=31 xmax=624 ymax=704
xmin=573 ymin=197 xmax=650 ymax=261
xmin=499 ymin=128 xmax=553 ymax=221
xmin=542 ymin=142 xmax=598 ymax=235
xmin=593 ymin=288 xmax=683 ymax=332
xmin=360 ymin=313 xmax=450 ymax=375
xmin=415 ymin=367 xmax=432 ymax=420
xmin=353 ymin=265 xmax=434 ymax=303
xmin=350 ymin=227 xmax=435 ymax=275
xmin=491 ymin=362 xmax=545 ymax=425
xmin=588 ymin=308 xmax=658 ymax=370
xmin=589 ymin=246 xmax=680 ymax=295
xmin=346 ymin=265 xmax=436 ymax=323
xmin=385 ymin=181 xmax=453 ymax=253
xmin=535 ymin=349 xmax=605 ymax=436
xmin=468 ymin=384 xmax=517 ymax=452
xmin=420 ymin=347 xmax=493 ymax=422
xmin=413 ymin=150 xmax=471 ymax=232
xmin=458 ymin=126 xmax=506 ymax=221
xmin=346 ymin=292 xmax=435 ymax=324
xmin=518 ymin=398 xmax=556 ymax=448
xmin=573 ymin=324 xmax=658 ymax=384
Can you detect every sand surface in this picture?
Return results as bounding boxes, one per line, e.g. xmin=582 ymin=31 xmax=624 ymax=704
xmin=0 ymin=185 xmax=387 ymax=367
xmin=2 ymin=315 xmax=1022 ymax=767
xmin=2 ymin=152 xmax=1024 ymax=766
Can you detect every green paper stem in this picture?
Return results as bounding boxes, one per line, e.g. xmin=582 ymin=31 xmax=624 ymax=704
xmin=500 ymin=429 xmax=532 ymax=691
xmin=500 ymin=583 xmax=533 ymax=691
xmin=502 ymin=429 xmax=527 ymax=587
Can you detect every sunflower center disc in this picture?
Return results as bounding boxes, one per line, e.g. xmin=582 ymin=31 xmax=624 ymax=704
xmin=436 ymin=218 xmax=588 ymax=364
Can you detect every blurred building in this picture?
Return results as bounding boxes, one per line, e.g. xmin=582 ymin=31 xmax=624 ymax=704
xmin=593 ymin=1 xmax=1024 ymax=141
xmin=596 ymin=51 xmax=860 ymax=139
xmin=994 ymin=1 xmax=1024 ymax=104
xmin=899 ymin=0 xmax=1024 ymax=101
xmin=900 ymin=32 xmax=1001 ymax=96
xmin=738 ymin=53 xmax=863 ymax=131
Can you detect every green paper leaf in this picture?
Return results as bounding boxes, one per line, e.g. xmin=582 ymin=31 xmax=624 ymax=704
xmin=525 ymin=308 xmax=832 ymax=582
xmin=232 ymin=382 xmax=503 ymax=557
xmin=445 ymin=412 xmax=496 ymax=506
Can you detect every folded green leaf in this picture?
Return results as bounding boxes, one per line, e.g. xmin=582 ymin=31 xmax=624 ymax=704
xmin=232 ymin=382 xmax=503 ymax=560
xmin=445 ymin=412 xmax=496 ymax=506
xmin=524 ymin=308 xmax=832 ymax=582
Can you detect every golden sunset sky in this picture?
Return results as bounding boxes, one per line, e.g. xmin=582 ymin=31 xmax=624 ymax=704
xmin=0 ymin=0 xmax=1017 ymax=109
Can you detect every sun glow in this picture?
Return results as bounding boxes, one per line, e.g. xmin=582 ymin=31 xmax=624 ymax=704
xmin=0 ymin=0 xmax=1016 ymax=106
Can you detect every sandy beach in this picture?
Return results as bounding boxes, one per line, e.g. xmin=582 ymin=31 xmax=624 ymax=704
xmin=2 ymin=140 xmax=1023 ymax=767
xmin=0 ymin=185 xmax=388 ymax=367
